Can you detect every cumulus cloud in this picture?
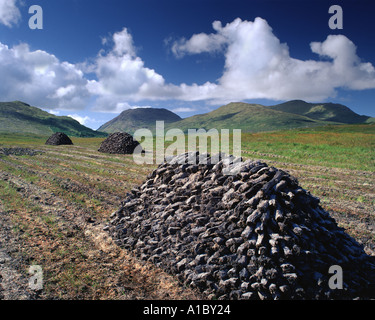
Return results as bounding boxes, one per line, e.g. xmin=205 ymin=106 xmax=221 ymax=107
xmin=88 ymin=28 xmax=183 ymax=111
xmin=0 ymin=42 xmax=90 ymax=110
xmin=171 ymin=17 xmax=375 ymax=102
xmin=112 ymin=27 xmax=136 ymax=57
xmin=171 ymin=21 xmax=227 ymax=57
xmin=48 ymin=109 xmax=60 ymax=115
xmin=67 ymin=114 xmax=92 ymax=125
xmin=310 ymin=35 xmax=375 ymax=90
xmin=89 ymin=18 xmax=375 ymax=110
xmin=0 ymin=0 xmax=21 ymax=27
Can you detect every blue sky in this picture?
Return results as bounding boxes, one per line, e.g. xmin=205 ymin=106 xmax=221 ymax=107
xmin=0 ymin=0 xmax=375 ymax=129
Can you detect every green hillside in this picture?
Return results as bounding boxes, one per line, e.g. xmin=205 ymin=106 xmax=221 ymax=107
xmin=98 ymin=107 xmax=182 ymax=134
xmin=269 ymin=100 xmax=370 ymax=124
xmin=167 ymin=102 xmax=341 ymax=133
xmin=0 ymin=101 xmax=107 ymax=137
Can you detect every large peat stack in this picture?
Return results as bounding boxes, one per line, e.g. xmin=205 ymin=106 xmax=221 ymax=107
xmin=107 ymin=152 xmax=375 ymax=300
xmin=98 ymin=132 xmax=140 ymax=154
xmin=45 ymin=132 xmax=73 ymax=145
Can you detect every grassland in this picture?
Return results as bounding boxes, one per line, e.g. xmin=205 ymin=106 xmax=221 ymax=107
xmin=241 ymin=124 xmax=375 ymax=171
xmin=0 ymin=123 xmax=374 ymax=299
xmin=0 ymin=101 xmax=107 ymax=138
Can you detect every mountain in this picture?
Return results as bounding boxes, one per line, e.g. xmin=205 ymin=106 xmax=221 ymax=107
xmin=269 ymin=100 xmax=370 ymax=124
xmin=165 ymin=100 xmax=372 ymax=133
xmin=3 ymin=100 xmax=370 ymax=139
xmin=166 ymin=102 xmax=343 ymax=133
xmin=0 ymin=101 xmax=106 ymax=137
xmin=98 ymin=107 xmax=182 ymax=134
xmin=99 ymin=101 xmax=371 ymax=135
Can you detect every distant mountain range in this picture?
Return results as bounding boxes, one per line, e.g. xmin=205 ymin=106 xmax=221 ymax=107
xmin=0 ymin=101 xmax=106 ymax=137
xmin=0 ymin=100 xmax=373 ymax=138
xmin=99 ymin=100 xmax=374 ymax=134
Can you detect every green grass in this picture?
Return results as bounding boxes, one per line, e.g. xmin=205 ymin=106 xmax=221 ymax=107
xmin=1 ymin=123 xmax=374 ymax=172
xmin=0 ymin=132 xmax=48 ymax=146
xmin=0 ymin=101 xmax=107 ymax=138
xmin=241 ymin=124 xmax=375 ymax=171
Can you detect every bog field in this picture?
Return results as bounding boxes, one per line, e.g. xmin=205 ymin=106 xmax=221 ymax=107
xmin=0 ymin=124 xmax=374 ymax=300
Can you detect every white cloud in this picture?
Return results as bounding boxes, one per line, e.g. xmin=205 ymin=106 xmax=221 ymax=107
xmin=88 ymin=28 xmax=183 ymax=111
xmin=90 ymin=18 xmax=375 ymax=109
xmin=48 ymin=109 xmax=60 ymax=115
xmin=0 ymin=0 xmax=21 ymax=27
xmin=67 ymin=114 xmax=92 ymax=125
xmin=310 ymin=35 xmax=375 ymax=90
xmin=112 ymin=27 xmax=136 ymax=57
xmin=170 ymin=17 xmax=375 ymax=102
xmin=0 ymin=42 xmax=90 ymax=110
xmin=171 ymin=21 xmax=227 ymax=58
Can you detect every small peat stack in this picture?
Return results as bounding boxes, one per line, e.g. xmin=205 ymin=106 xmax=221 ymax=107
xmin=107 ymin=152 xmax=375 ymax=300
xmin=45 ymin=132 xmax=73 ymax=146
xmin=98 ymin=132 xmax=140 ymax=154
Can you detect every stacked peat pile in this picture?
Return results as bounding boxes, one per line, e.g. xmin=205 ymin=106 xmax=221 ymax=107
xmin=107 ymin=152 xmax=375 ymax=300
xmin=98 ymin=132 xmax=140 ymax=154
xmin=45 ymin=132 xmax=73 ymax=146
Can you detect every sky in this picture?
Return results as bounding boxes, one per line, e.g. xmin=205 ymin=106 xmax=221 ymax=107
xmin=0 ymin=0 xmax=375 ymax=129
